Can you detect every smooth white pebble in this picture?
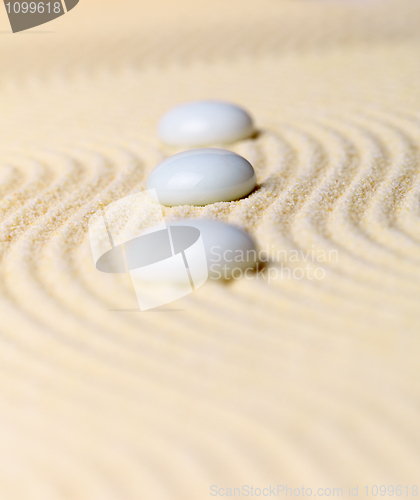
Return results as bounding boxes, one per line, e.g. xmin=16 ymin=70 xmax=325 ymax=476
xmin=158 ymin=100 xmax=255 ymax=146
xmin=147 ymin=148 xmax=257 ymax=206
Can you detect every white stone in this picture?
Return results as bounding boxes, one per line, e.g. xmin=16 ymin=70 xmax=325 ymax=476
xmin=147 ymin=148 xmax=257 ymax=206
xmin=158 ymin=100 xmax=254 ymax=146
xmin=168 ymin=219 xmax=257 ymax=280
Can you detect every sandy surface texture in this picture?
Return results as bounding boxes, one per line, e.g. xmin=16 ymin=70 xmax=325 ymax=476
xmin=0 ymin=0 xmax=419 ymax=498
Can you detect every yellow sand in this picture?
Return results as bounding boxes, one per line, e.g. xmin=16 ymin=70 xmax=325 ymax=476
xmin=0 ymin=0 xmax=419 ymax=498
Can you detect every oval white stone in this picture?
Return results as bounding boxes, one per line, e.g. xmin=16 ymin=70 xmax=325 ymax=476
xmin=147 ymin=148 xmax=257 ymax=206
xmin=168 ymin=219 xmax=257 ymax=279
xmin=158 ymin=100 xmax=255 ymax=146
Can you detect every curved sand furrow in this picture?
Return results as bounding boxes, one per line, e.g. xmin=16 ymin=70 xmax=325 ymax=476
xmin=286 ymin=115 xmax=420 ymax=285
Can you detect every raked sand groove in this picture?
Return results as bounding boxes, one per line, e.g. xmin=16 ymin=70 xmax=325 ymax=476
xmin=0 ymin=0 xmax=420 ymax=498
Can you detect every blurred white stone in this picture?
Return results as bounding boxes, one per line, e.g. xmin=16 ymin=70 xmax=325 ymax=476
xmin=158 ymin=100 xmax=254 ymax=146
